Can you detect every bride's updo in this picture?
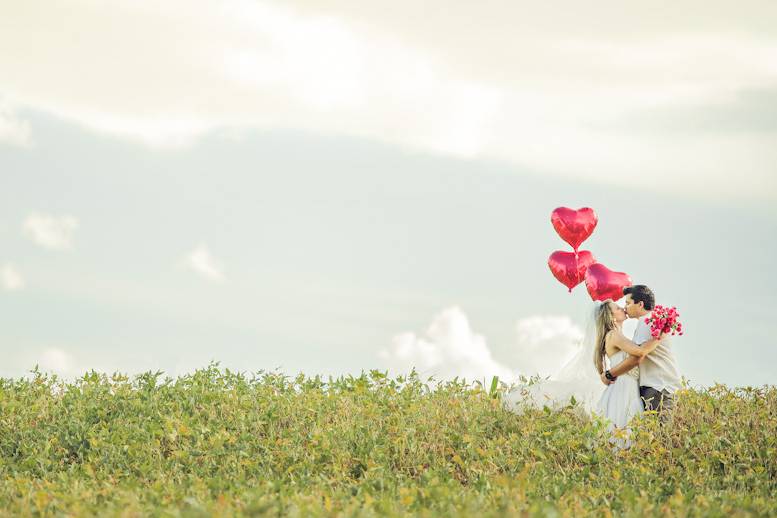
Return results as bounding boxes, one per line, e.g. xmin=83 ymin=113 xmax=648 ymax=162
xmin=593 ymin=300 xmax=617 ymax=375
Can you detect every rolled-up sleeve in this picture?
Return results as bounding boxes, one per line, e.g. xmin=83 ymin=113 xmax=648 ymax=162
xmin=633 ymin=319 xmax=653 ymax=345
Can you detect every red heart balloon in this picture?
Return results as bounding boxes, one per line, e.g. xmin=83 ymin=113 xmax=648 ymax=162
xmin=551 ymin=207 xmax=598 ymax=251
xmin=548 ymin=250 xmax=596 ymax=292
xmin=584 ymin=263 xmax=632 ymax=302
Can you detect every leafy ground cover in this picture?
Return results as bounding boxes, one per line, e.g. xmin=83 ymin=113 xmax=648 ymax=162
xmin=1 ymin=364 xmax=775 ymax=516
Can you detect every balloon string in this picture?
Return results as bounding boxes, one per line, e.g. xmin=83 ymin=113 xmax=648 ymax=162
xmin=569 ymin=248 xmax=580 ymax=286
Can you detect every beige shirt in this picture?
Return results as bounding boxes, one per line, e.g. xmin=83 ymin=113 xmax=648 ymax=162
xmin=633 ymin=312 xmax=682 ymax=393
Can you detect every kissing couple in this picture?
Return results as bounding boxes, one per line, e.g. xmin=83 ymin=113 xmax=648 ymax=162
xmin=593 ymin=285 xmax=682 ymax=437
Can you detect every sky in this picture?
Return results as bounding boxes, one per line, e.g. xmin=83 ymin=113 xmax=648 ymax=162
xmin=1 ymin=0 xmax=776 ymax=388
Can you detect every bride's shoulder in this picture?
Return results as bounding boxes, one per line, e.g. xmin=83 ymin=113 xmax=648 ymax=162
xmin=605 ymin=328 xmax=624 ymax=342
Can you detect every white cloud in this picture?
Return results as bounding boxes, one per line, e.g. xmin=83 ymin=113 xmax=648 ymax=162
xmin=186 ymin=244 xmax=225 ymax=282
xmin=379 ymin=307 xmax=514 ymax=383
xmin=381 ymin=308 xmax=589 ymax=387
xmin=0 ymin=0 xmax=502 ymax=157
xmin=1 ymin=264 xmax=25 ymax=290
xmin=504 ymin=316 xmax=585 ymax=379
xmin=22 ymin=213 xmax=79 ymax=250
xmin=38 ymin=347 xmax=77 ymax=376
xmin=0 ymin=102 xmax=31 ymax=147
xmin=1 ymin=1 xmax=775 ymax=200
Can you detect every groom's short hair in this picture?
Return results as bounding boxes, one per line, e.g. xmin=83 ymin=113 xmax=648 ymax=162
xmin=623 ymin=285 xmax=655 ymax=310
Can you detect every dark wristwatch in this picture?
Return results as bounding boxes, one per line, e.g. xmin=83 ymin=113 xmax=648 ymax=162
xmin=605 ymin=370 xmax=616 ymax=381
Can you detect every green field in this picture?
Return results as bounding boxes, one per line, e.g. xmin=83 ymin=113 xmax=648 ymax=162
xmin=1 ymin=364 xmax=775 ymax=517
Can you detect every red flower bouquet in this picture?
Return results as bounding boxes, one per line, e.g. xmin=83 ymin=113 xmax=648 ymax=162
xmin=646 ymin=305 xmax=683 ymax=338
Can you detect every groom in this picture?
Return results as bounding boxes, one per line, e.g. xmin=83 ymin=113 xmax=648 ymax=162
xmin=601 ymin=285 xmax=682 ymax=418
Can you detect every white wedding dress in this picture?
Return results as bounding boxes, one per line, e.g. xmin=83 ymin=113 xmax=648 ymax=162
xmin=595 ymin=350 xmax=643 ymax=447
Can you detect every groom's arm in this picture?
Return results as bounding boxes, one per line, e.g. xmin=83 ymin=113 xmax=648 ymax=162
xmin=609 ymin=319 xmax=661 ymax=374
xmin=602 ymin=333 xmax=664 ymax=382
xmin=608 ymin=354 xmax=643 ymax=377
xmin=600 ymin=355 xmax=641 ymax=385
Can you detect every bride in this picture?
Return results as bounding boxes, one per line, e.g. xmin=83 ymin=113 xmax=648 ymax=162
xmin=504 ymin=299 xmax=664 ymax=436
xmin=593 ymin=299 xmax=663 ymax=443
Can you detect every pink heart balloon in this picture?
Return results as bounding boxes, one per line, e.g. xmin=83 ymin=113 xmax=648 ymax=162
xmin=548 ymin=250 xmax=596 ymax=292
xmin=584 ymin=263 xmax=632 ymax=302
xmin=551 ymin=207 xmax=598 ymax=251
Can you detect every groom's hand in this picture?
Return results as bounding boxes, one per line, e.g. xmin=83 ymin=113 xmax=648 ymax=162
xmin=600 ymin=372 xmax=615 ymax=385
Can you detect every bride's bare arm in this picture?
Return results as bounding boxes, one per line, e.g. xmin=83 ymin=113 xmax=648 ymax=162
xmin=612 ymin=330 xmax=662 ymax=357
xmin=606 ymin=332 xmax=664 ymax=377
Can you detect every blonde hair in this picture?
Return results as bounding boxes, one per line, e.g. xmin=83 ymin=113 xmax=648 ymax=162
xmin=593 ymin=300 xmax=618 ymax=375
